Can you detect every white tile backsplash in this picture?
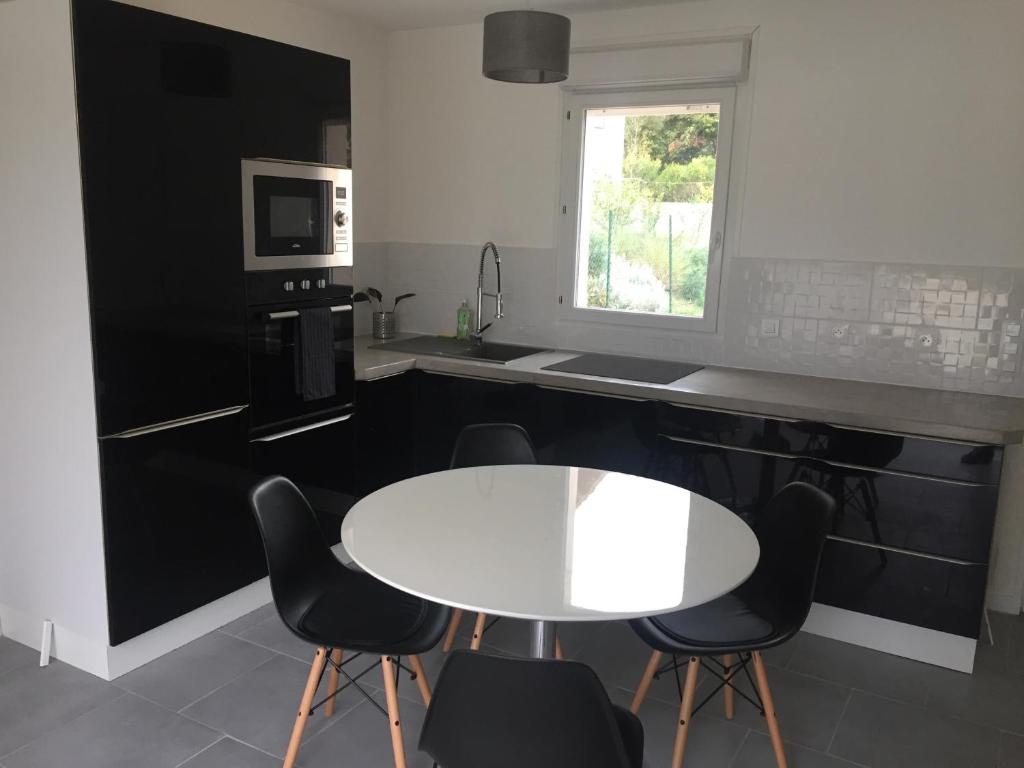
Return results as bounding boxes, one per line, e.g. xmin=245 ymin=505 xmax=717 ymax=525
xmin=357 ymin=243 xmax=1024 ymax=397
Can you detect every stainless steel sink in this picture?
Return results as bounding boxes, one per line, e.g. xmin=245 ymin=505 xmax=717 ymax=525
xmin=370 ymin=336 xmax=549 ymax=364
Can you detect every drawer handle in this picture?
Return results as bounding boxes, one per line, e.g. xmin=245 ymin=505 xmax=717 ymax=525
xmin=252 ymin=413 xmax=352 ymax=442
xmin=104 ymin=405 xmax=248 ymax=439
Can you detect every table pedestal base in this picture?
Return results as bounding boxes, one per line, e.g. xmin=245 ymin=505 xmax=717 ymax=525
xmin=530 ymin=620 xmax=557 ymax=659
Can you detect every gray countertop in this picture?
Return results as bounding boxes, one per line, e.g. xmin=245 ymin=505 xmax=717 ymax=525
xmin=352 ymin=334 xmax=1024 ymax=445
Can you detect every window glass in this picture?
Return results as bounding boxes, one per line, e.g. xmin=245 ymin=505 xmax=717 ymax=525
xmin=576 ymin=103 xmax=721 ymax=318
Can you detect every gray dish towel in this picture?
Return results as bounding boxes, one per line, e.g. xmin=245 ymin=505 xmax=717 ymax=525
xmin=293 ymin=307 xmax=336 ymax=401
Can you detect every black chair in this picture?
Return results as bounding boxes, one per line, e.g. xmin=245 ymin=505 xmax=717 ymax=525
xmin=628 ymin=482 xmax=834 ymax=768
xmin=420 ymin=651 xmax=644 ymax=768
xmin=248 ymin=475 xmax=451 ymax=768
xmin=440 ymin=424 xmax=554 ymax=654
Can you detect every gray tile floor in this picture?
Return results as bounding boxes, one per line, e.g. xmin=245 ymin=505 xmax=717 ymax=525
xmin=2 ymin=609 xmax=1023 ymax=767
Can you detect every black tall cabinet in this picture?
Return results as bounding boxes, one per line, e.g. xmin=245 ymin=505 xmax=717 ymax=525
xmin=72 ymin=0 xmax=351 ymax=644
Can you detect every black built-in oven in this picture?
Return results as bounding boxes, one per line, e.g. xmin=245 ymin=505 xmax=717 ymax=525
xmin=245 ymin=268 xmax=356 ymax=540
xmin=245 ymin=268 xmax=354 ymax=436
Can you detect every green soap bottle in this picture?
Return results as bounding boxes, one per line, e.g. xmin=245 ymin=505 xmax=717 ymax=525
xmin=456 ymin=301 xmax=471 ymax=340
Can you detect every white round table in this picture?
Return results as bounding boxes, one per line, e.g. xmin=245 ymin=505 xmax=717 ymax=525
xmin=341 ymin=465 xmax=759 ymax=658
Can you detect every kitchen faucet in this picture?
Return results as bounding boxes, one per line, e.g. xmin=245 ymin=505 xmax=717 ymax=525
xmin=473 ymin=241 xmax=503 ymax=343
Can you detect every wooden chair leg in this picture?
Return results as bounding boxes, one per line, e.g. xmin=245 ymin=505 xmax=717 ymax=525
xmin=284 ymin=646 xmax=328 ymax=768
xmin=324 ymin=648 xmax=343 ymax=717
xmin=723 ymin=654 xmax=735 ymax=720
xmin=631 ymin=650 xmax=663 ymax=714
xmin=409 ymin=654 xmax=432 ymax=706
xmin=381 ymin=656 xmax=408 ymax=768
xmin=752 ymin=651 xmax=788 ymax=768
xmin=555 ymin=636 xmax=564 ymax=660
xmin=442 ymin=608 xmax=464 ymax=653
xmin=670 ymin=657 xmax=700 ymax=768
xmin=469 ymin=612 xmax=487 ymax=651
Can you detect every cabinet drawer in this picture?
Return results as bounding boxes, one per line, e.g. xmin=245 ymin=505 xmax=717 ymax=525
xmin=783 ymin=458 xmax=997 ymax=563
xmin=656 ymin=402 xmax=1002 ymax=484
xmin=101 ymin=409 xmax=265 ymax=645
xmin=250 ymin=411 xmax=355 ymax=544
xmin=814 ymin=539 xmax=986 ymax=639
xmin=654 ymin=435 xmax=997 ymax=563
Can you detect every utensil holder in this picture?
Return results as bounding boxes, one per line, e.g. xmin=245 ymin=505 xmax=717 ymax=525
xmin=373 ymin=311 xmax=396 ymax=340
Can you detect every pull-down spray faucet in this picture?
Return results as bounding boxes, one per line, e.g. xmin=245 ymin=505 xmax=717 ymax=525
xmin=473 ymin=241 xmax=503 ymax=343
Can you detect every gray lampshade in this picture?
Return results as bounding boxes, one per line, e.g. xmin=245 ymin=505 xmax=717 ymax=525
xmin=483 ymin=11 xmax=571 ymax=84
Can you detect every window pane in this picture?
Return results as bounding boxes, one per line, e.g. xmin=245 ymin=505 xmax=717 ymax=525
xmin=576 ymin=103 xmax=720 ymax=318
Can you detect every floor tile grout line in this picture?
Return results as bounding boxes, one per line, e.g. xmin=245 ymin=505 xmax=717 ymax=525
xmin=222 ymin=735 xmax=282 ymax=762
xmin=941 ymin=709 xmax=1024 ymax=740
xmin=227 ymin=622 xmax=323 ymax=665
xmin=0 ymin=690 xmax=131 ymax=763
xmin=725 ymin=728 xmax=752 ymax=768
xmin=171 ymin=647 xmax=285 ymax=714
xmin=176 ymin=654 xmax=283 ymax=715
xmin=825 ymin=689 xmax=853 ymax=755
xmin=171 ymin=734 xmax=226 ymax=768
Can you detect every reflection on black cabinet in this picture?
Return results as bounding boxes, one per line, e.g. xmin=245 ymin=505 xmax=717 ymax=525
xmin=100 ymin=410 xmax=265 ymax=645
xmin=236 ymin=36 xmax=351 ymax=165
xmin=655 ymin=402 xmax=1002 ymax=484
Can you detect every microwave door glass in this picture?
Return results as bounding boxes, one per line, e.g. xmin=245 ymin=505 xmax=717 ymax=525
xmin=270 ymin=196 xmax=316 ymax=239
xmin=253 ymin=175 xmax=332 ymax=257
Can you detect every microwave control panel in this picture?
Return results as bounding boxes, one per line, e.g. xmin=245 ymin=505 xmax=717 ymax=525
xmin=333 ymin=173 xmax=352 ymax=266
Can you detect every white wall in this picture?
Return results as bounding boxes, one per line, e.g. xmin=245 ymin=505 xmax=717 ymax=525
xmin=387 ymin=0 xmax=1024 ymax=266
xmin=0 ymin=0 xmax=110 ymax=672
xmin=382 ymin=0 xmax=1024 ymax=370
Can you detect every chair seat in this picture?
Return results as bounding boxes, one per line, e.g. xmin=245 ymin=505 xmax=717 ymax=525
xmin=297 ymin=568 xmax=450 ymax=655
xmin=635 ymin=592 xmax=778 ymax=654
xmin=612 ymin=706 xmax=645 ymax=768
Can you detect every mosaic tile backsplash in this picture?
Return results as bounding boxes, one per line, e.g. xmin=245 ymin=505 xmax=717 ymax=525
xmin=727 ymin=258 xmax=1024 ymax=395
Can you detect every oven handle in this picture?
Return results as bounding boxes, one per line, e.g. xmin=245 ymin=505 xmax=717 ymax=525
xmin=250 ymin=412 xmax=353 ymax=442
xmin=266 ymin=304 xmax=353 ymax=321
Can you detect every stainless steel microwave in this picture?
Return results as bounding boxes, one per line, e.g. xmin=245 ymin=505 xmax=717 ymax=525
xmin=241 ymin=158 xmax=352 ymax=271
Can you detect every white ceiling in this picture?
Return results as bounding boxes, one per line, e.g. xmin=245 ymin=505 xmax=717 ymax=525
xmin=291 ymin=0 xmax=687 ymax=31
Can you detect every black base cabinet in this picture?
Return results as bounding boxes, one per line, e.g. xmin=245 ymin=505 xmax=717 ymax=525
xmin=355 ymin=374 xmax=417 ymax=497
xmin=361 ymin=370 xmax=1003 ymax=647
xmin=100 ymin=410 xmax=266 ymax=645
xmin=814 ymin=540 xmax=988 ymax=638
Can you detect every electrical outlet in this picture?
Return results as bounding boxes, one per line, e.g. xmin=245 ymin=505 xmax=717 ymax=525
xmin=919 ymin=333 xmax=934 ymax=347
xmin=832 ymin=325 xmax=848 ymax=339
xmin=761 ymin=318 xmax=780 ymax=338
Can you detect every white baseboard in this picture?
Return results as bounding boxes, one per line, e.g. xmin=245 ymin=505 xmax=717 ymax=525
xmin=986 ymin=591 xmax=1022 ymax=616
xmin=2 ymin=578 xmax=272 ymax=681
xmin=106 ymin=578 xmax=271 ymax=680
xmin=804 ymin=603 xmax=976 ymax=673
xmin=0 ymin=603 xmax=110 ymax=678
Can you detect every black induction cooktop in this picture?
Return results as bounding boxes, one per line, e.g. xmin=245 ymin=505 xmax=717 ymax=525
xmin=541 ymin=353 xmax=703 ymax=384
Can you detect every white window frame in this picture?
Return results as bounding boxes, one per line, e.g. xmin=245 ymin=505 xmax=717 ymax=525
xmin=558 ymin=86 xmax=736 ymax=333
